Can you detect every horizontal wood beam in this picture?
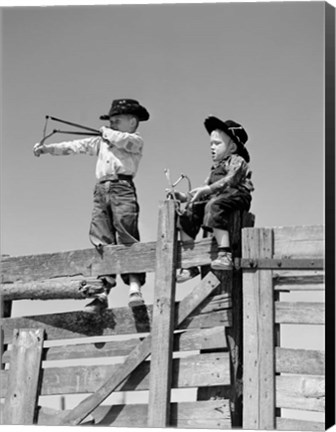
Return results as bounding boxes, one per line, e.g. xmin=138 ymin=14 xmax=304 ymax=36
xmin=275 ymin=301 xmax=325 ymax=324
xmin=276 ymin=417 xmax=325 ymax=431
xmin=2 ymin=325 xmax=228 ymax=364
xmin=0 ymin=238 xmax=218 ymax=285
xmin=1 ymin=352 xmax=230 ymax=397
xmin=91 ymin=400 xmax=232 ymax=428
xmin=239 ymin=258 xmax=324 ymax=270
xmin=276 ymin=375 xmax=325 ymax=412
xmin=0 ymin=400 xmax=232 ymax=428
xmin=1 ymin=293 xmax=231 ymax=345
xmin=275 ymin=347 xmax=325 ymax=375
xmin=1 ymin=277 xmax=104 ymax=301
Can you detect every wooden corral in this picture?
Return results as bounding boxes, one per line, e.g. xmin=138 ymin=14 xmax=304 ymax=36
xmin=0 ymin=201 xmax=325 ymax=429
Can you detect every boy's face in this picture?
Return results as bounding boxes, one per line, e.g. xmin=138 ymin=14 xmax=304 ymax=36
xmin=109 ymin=114 xmax=137 ymax=132
xmin=210 ymin=130 xmax=236 ymax=162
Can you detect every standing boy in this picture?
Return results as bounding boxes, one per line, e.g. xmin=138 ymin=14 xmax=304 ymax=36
xmin=33 ymin=99 xmax=149 ymax=311
xmin=170 ymin=116 xmax=254 ymax=282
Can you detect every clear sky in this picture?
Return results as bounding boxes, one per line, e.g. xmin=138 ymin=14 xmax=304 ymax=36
xmin=1 ymin=1 xmax=326 ymax=259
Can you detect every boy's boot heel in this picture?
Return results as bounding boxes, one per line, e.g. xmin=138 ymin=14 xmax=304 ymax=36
xmin=128 ymin=291 xmax=145 ymax=308
xmin=83 ymin=275 xmax=116 ymax=313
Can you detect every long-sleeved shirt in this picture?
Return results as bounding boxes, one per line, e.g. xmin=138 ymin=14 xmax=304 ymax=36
xmin=206 ymin=154 xmax=254 ymax=195
xmin=44 ymin=127 xmax=144 ymax=180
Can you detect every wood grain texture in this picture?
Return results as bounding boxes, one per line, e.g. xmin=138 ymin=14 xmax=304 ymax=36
xmin=242 ymin=228 xmax=275 ymax=430
xmin=1 ymin=352 xmax=230 ymax=397
xmin=276 ymin=347 xmax=325 ymax=375
xmin=276 ymin=375 xmax=325 ymax=411
xmin=1 ymin=400 xmax=231 ymax=428
xmin=275 ymin=301 xmax=325 ymax=324
xmin=276 ymin=417 xmax=325 ymax=430
xmin=1 ymin=237 xmax=220 ymax=285
xmin=1 ymin=288 xmax=230 ymax=345
xmin=148 ymin=200 xmax=177 ymax=426
xmin=3 ymin=328 xmax=44 ymax=424
xmin=2 ymin=326 xmax=228 ymax=364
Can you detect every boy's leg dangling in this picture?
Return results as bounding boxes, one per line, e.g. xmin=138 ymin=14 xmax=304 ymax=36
xmin=128 ymin=274 xmax=145 ymax=307
xmin=210 ymin=228 xmax=233 ymax=270
xmin=176 ymin=220 xmax=200 ymax=283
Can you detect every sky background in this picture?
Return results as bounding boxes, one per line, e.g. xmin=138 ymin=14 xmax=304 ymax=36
xmin=2 ymin=1 xmax=326 ymax=259
xmin=0 ymin=0 xmax=331 ymax=426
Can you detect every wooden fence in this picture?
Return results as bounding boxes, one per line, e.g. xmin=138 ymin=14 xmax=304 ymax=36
xmin=242 ymin=226 xmax=325 ymax=431
xmin=0 ymin=201 xmax=325 ymax=429
xmin=0 ymin=201 xmax=250 ymax=427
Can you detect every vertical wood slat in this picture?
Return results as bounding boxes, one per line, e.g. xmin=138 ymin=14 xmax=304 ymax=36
xmin=1 ymin=297 xmax=12 ymax=370
xmin=3 ymin=328 xmax=44 ymax=425
xmin=242 ymin=228 xmax=275 ymax=429
xmin=148 ymin=200 xmax=177 ymax=427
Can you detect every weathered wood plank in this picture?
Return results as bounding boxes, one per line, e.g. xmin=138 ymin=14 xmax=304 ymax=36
xmin=1 ymin=306 xmax=151 ymax=344
xmin=273 ymin=270 xmax=324 ymax=290
xmin=276 ymin=347 xmax=325 ymax=375
xmin=1 ymin=277 xmax=103 ymax=301
xmin=10 ymin=400 xmax=231 ymax=428
xmin=276 ymin=375 xmax=325 ymax=412
xmin=148 ymin=200 xmax=177 ymax=427
xmin=92 ymin=400 xmax=232 ymax=428
xmin=2 ymin=326 xmax=228 ymax=364
xmin=276 ymin=417 xmax=325 ymax=430
xmin=272 ymin=225 xmax=324 ymax=258
xmin=242 ymin=227 xmax=275 ymax=430
xmin=0 ymin=237 xmax=219 ymax=285
xmin=1 ymin=352 xmax=230 ymax=397
xmin=3 ymin=329 xmax=44 ymax=424
xmin=275 ymin=302 xmax=325 ymax=324
xmin=58 ymin=272 xmax=220 ymax=425
xmin=0 ymin=296 xmax=12 ymax=370
xmin=1 ymin=293 xmax=230 ymax=345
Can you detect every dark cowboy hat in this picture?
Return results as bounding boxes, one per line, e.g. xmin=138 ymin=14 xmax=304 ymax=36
xmin=204 ymin=116 xmax=250 ymax=162
xmin=100 ymin=99 xmax=150 ymax=122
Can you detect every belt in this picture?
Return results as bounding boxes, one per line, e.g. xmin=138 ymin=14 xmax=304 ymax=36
xmin=98 ymin=174 xmax=133 ymax=184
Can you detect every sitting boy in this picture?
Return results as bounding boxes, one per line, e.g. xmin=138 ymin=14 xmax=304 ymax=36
xmin=172 ymin=116 xmax=254 ymax=282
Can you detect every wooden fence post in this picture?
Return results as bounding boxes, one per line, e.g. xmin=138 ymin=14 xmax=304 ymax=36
xmin=242 ymin=228 xmax=275 ymax=429
xmin=148 ymin=200 xmax=177 ymax=427
xmin=198 ymin=211 xmax=254 ymax=427
xmin=3 ymin=328 xmax=44 ymax=424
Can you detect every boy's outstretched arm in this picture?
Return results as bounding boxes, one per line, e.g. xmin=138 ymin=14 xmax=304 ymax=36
xmin=33 ymin=137 xmax=100 ymax=157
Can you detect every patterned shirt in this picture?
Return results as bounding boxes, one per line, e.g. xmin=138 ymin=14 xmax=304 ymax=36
xmin=206 ymin=154 xmax=254 ymax=195
xmin=44 ymin=127 xmax=144 ymax=179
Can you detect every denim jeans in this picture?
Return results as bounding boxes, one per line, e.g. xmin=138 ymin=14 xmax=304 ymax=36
xmin=179 ymin=187 xmax=251 ymax=240
xmin=89 ymin=178 xmax=145 ymax=286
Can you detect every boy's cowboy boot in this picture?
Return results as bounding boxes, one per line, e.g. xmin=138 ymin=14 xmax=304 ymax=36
xmin=128 ymin=291 xmax=145 ymax=308
xmin=81 ymin=276 xmax=116 ymax=313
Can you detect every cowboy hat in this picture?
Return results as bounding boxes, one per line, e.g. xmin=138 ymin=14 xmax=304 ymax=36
xmin=204 ymin=116 xmax=250 ymax=162
xmin=100 ymin=99 xmax=150 ymax=122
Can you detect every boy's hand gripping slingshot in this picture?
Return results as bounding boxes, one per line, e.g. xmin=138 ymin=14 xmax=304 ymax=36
xmin=34 ymin=115 xmax=101 ymax=156
xmin=164 ymin=168 xmax=192 ymax=215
